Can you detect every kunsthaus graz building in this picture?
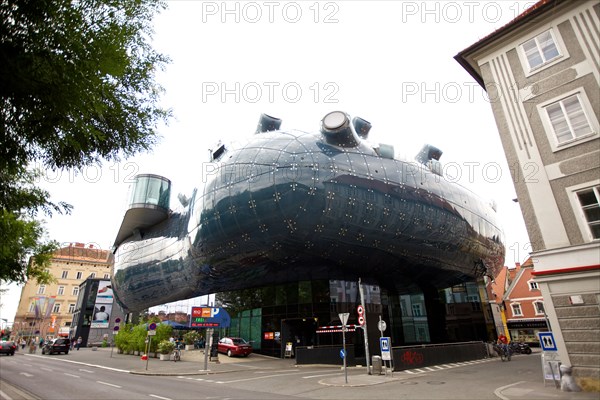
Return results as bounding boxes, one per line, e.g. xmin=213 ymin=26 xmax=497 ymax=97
xmin=112 ymin=112 xmax=505 ymax=360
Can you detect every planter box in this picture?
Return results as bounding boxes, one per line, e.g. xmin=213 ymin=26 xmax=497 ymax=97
xmin=185 ymin=345 xmax=194 ymax=351
xmin=159 ymin=354 xmax=170 ymax=361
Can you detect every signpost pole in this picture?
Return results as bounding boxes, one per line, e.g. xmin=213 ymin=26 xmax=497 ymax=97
xmin=339 ymin=312 xmax=349 ymax=384
xmin=358 ymin=278 xmax=371 ymax=375
xmin=145 ymin=322 xmax=156 ymax=371
xmin=145 ymin=335 xmax=151 ymax=371
xmin=111 ymin=318 xmax=121 ymax=359
xmin=204 ymin=328 xmax=211 ymax=371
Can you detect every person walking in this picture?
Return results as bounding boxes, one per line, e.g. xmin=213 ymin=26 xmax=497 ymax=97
xmin=76 ymin=336 xmax=83 ymax=350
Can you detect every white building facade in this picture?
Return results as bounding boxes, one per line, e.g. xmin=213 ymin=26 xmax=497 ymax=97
xmin=456 ymin=0 xmax=599 ymax=382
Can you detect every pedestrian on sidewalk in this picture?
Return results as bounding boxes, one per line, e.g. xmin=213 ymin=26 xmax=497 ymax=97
xmin=76 ymin=336 xmax=83 ymax=350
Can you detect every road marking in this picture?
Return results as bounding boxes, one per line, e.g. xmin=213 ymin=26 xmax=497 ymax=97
xmin=22 ymin=363 xmax=32 ymax=367
xmin=24 ymin=354 xmax=129 ymax=373
xmin=0 ymin=389 xmax=14 ymax=400
xmin=303 ymin=372 xmax=342 ymax=379
xmin=494 ymin=381 xmax=527 ymax=400
xmin=149 ymin=395 xmax=172 ymax=400
xmin=79 ymin=369 xmax=95 ymax=373
xmin=216 ymin=371 xmax=315 ymax=384
xmin=399 ymin=358 xmax=495 ymax=375
xmin=19 ymin=372 xmax=34 ymax=378
xmin=40 ymin=367 xmax=53 ymax=371
xmin=64 ymin=373 xmax=80 ymax=378
xmin=97 ymin=381 xmax=121 ymax=388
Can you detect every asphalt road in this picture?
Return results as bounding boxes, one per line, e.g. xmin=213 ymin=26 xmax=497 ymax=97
xmin=0 ymin=347 xmax=597 ymax=400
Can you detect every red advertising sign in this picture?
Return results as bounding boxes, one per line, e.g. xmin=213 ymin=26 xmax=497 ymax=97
xmin=190 ymin=307 xmax=231 ymax=328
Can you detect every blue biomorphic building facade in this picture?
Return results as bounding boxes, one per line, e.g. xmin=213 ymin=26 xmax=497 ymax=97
xmin=112 ymin=112 xmax=505 ymax=358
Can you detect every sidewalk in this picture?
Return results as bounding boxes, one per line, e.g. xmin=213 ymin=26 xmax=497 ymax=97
xmin=19 ymin=347 xmax=600 ymax=399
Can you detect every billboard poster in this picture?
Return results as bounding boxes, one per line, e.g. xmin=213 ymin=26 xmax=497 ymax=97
xmin=91 ymin=304 xmax=112 ymax=328
xmin=91 ymin=281 xmax=113 ymax=328
xmin=95 ymin=281 xmax=114 ymax=304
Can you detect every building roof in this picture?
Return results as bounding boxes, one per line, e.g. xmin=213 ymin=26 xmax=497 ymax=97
xmin=454 ymin=0 xmax=568 ymax=87
xmin=53 ymin=243 xmax=112 ymax=263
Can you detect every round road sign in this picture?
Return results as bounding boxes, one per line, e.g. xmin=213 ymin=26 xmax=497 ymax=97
xmin=378 ymin=320 xmax=387 ymax=332
xmin=148 ymin=322 xmax=157 ymax=331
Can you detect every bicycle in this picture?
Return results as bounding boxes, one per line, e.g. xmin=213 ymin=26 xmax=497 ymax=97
xmin=172 ymin=347 xmax=181 ymax=362
xmin=493 ymin=343 xmax=512 ymax=362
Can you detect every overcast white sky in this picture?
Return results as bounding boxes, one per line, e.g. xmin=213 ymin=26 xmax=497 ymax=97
xmin=1 ymin=1 xmax=537 ymax=326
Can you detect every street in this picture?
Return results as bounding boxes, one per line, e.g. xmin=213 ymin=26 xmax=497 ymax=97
xmin=0 ymin=348 xmax=596 ymax=400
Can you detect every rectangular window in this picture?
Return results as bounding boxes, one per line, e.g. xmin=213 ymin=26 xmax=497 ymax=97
xmin=576 ymin=186 xmax=600 ymax=240
xmin=511 ymin=303 xmax=523 ymax=316
xmin=76 ymin=272 xmax=82 ymax=279
xmin=37 ymin=285 xmax=46 ymax=294
xmin=103 ymin=273 xmax=110 ymax=279
xmin=61 ymin=271 xmax=68 ymax=279
xmin=522 ymin=30 xmax=560 ymax=70
xmin=29 ymin=303 xmax=35 ymax=312
xmin=529 ymin=281 xmax=539 ymax=290
xmin=412 ymin=304 xmax=422 ymax=317
xmin=52 ymin=303 xmax=61 ymax=313
xmin=534 ymin=302 xmax=545 ymax=315
xmin=57 ymin=286 xmax=65 ymax=296
xmin=545 ymin=94 xmax=593 ymax=144
xmin=72 ymin=286 xmax=79 ymax=296
xmin=68 ymin=304 xmax=76 ymax=313
xmin=90 ymin=273 xmax=96 ymax=278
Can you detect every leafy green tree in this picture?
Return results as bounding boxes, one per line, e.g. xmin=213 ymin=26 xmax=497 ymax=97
xmin=1 ymin=168 xmax=66 ymax=284
xmin=216 ymin=288 xmax=265 ymax=317
xmin=0 ymin=0 xmax=171 ymax=284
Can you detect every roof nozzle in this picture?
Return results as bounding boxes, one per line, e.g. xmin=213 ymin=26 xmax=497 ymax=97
xmin=256 ymin=113 xmax=282 ymax=134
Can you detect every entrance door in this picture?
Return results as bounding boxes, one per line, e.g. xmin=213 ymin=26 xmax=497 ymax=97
xmin=280 ymin=318 xmax=317 ymax=358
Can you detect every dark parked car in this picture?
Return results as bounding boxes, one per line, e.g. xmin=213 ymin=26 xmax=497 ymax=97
xmin=42 ymin=338 xmax=70 ymax=355
xmin=0 ymin=341 xmax=16 ymax=356
xmin=217 ymin=337 xmax=252 ymax=357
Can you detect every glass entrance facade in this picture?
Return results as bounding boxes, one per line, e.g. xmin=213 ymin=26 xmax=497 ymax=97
xmin=222 ymin=278 xmax=488 ymax=358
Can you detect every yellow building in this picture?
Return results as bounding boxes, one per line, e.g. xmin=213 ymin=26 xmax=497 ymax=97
xmin=13 ymin=243 xmax=113 ymax=339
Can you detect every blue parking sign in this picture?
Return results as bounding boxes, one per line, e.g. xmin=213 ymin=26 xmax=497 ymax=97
xmin=380 ymin=337 xmax=391 ymax=361
xmin=539 ymin=332 xmax=557 ymax=351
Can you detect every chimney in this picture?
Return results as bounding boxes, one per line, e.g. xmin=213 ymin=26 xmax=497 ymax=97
xmin=75 ymin=242 xmax=84 ymax=248
xmin=515 ymin=262 xmax=521 ymax=269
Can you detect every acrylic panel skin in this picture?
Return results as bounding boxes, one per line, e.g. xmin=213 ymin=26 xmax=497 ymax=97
xmin=112 ymin=112 xmax=505 ymax=312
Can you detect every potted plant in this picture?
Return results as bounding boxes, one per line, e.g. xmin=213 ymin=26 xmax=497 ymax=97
xmin=157 ymin=340 xmax=175 ymax=361
xmin=183 ymin=331 xmax=200 ymax=351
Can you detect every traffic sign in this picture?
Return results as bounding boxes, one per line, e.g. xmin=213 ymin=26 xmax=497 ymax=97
xmin=340 ymin=349 xmax=345 ymax=359
xmin=339 ymin=312 xmax=349 ymax=326
xmin=147 ymin=330 xmax=156 ymax=336
xmin=539 ymin=332 xmax=558 ymax=351
xmin=358 ymin=316 xmax=365 ymax=326
xmin=115 ymin=318 xmax=121 ymax=324
xmin=378 ymin=320 xmax=387 ymax=332
xmin=380 ymin=337 xmax=391 ymax=361
xmin=148 ymin=322 xmax=157 ymax=331
xmin=113 ymin=325 xmax=120 ymax=331
xmin=357 ymin=305 xmax=364 ymax=315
